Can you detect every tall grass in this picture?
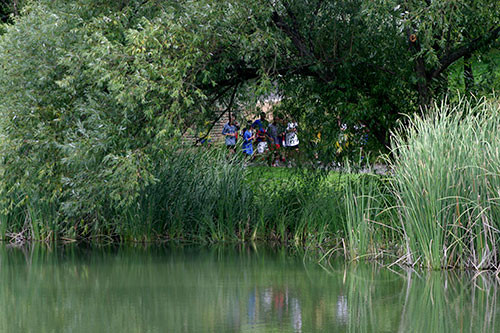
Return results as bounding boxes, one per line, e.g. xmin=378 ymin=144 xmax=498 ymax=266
xmin=0 ymin=142 xmax=350 ymax=246
xmin=120 ymin=148 xmax=347 ymax=245
xmin=343 ymin=171 xmax=388 ymax=260
xmin=245 ymin=166 xmax=345 ymax=246
xmin=122 ymin=148 xmax=252 ymax=242
xmin=4 ymin=96 xmax=498 ymax=274
xmin=389 ymin=98 xmax=500 ymax=269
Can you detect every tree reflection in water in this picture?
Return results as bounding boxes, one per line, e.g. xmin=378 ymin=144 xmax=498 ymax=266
xmin=0 ymin=245 xmax=498 ymax=332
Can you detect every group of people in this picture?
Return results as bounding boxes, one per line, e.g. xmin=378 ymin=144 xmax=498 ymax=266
xmin=222 ymin=112 xmax=299 ymax=166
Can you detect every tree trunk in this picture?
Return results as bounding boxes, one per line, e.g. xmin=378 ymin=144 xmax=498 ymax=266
xmin=408 ymin=32 xmax=432 ymax=109
xmin=415 ymin=57 xmax=432 ymax=109
xmin=12 ymin=0 xmax=19 ymax=16
xmin=371 ymin=125 xmax=389 ymax=150
xmin=464 ymin=54 xmax=474 ymax=95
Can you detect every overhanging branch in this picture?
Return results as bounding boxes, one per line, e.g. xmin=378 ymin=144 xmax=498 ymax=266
xmin=431 ymin=25 xmax=500 ymax=79
xmin=194 ymin=83 xmax=239 ymax=145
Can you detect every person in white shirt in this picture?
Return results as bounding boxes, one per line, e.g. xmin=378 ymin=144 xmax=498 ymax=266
xmin=285 ymin=121 xmax=299 ymax=150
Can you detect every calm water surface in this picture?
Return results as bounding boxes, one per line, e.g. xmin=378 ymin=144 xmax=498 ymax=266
xmin=1 ymin=245 xmax=499 ymax=332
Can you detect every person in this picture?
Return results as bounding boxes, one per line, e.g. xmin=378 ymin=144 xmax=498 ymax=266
xmin=242 ymin=121 xmax=255 ymax=157
xmin=222 ymin=115 xmax=238 ymax=153
xmin=284 ymin=120 xmax=299 ymax=164
xmin=267 ymin=115 xmax=282 ymax=166
xmin=311 ymin=130 xmax=321 ymax=160
xmin=252 ymin=112 xmax=268 ymax=132
xmin=285 ymin=120 xmax=299 ymax=150
xmin=354 ymin=121 xmax=369 ymax=159
xmin=254 ymin=125 xmax=268 ymax=155
xmin=253 ymin=113 xmax=269 ymax=155
xmin=335 ymin=116 xmax=350 ymax=158
xmin=233 ymin=118 xmax=241 ymax=139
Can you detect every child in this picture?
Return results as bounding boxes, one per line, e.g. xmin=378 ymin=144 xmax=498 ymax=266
xmin=285 ymin=120 xmax=299 ymax=164
xmin=253 ymin=122 xmax=268 ymax=155
xmin=242 ymin=121 xmax=255 ymax=157
xmin=285 ymin=121 xmax=299 ymax=150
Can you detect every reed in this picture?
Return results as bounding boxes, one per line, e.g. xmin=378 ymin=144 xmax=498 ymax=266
xmin=389 ymin=98 xmax=500 ymax=269
xmin=121 ymin=147 xmax=253 ymax=242
xmin=0 ymin=142 xmax=353 ymax=246
xmin=342 ymin=165 xmax=392 ymax=260
xmin=247 ymin=166 xmax=345 ymax=245
xmin=2 ymin=97 xmax=498 ymax=274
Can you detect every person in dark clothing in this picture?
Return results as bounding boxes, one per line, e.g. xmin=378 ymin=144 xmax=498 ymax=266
xmin=267 ymin=115 xmax=282 ymax=166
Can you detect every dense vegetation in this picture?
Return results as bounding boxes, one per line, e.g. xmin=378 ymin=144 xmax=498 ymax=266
xmin=0 ymin=145 xmax=350 ymax=244
xmin=1 ymin=98 xmax=498 ymax=271
xmin=344 ymin=99 xmax=500 ymax=270
xmin=0 ymin=1 xmax=498 ymax=270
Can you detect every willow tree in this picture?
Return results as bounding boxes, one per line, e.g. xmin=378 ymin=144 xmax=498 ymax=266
xmin=0 ymin=0 xmax=284 ymax=223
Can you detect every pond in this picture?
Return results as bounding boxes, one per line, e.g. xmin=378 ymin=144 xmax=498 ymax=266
xmin=1 ymin=244 xmax=499 ymax=332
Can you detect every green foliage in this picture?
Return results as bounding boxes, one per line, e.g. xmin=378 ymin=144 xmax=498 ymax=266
xmin=121 ymin=148 xmax=253 ymax=242
xmin=0 ymin=0 xmax=498 ymax=267
xmin=0 ymin=0 xmax=379 ymax=242
xmin=394 ymin=0 xmax=500 ymax=103
xmin=447 ymin=48 xmax=500 ymax=98
xmin=397 ymin=0 xmax=500 ymax=65
xmin=0 ymin=0 xmax=267 ymax=227
xmin=270 ymin=0 xmax=416 ymax=154
xmin=0 ymin=0 xmax=27 ymax=24
xmin=247 ymin=166 xmax=345 ymax=245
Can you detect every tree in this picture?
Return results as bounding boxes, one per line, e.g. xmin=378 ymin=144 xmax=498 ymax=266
xmin=399 ymin=0 xmax=500 ymax=106
xmin=0 ymin=0 xmax=283 ymax=222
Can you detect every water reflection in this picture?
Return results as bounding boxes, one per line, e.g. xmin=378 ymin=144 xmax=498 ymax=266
xmin=246 ymin=286 xmax=302 ymax=331
xmin=0 ymin=245 xmax=498 ymax=332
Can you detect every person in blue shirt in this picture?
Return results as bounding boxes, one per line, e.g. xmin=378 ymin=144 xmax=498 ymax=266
xmin=222 ymin=115 xmax=238 ymax=153
xmin=242 ymin=121 xmax=255 ymax=157
xmin=252 ymin=112 xmax=268 ymax=131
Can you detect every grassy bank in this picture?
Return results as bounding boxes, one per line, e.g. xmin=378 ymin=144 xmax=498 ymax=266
xmin=117 ymin=157 xmax=358 ymax=246
xmin=0 ymin=147 xmax=354 ymax=246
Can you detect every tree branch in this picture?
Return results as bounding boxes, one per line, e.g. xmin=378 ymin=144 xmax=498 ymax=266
xmin=431 ymin=25 xmax=500 ymax=79
xmin=271 ymin=7 xmax=342 ymax=83
xmin=12 ymin=0 xmax=19 ymax=16
xmin=271 ymin=10 xmax=315 ymax=60
xmin=194 ymin=83 xmax=239 ymax=145
xmin=197 ymin=64 xmax=331 ymax=91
